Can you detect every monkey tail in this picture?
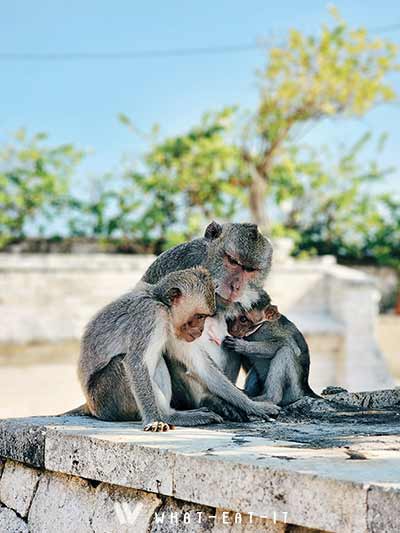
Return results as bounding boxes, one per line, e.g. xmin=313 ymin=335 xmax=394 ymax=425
xmin=58 ymin=403 xmax=91 ymax=417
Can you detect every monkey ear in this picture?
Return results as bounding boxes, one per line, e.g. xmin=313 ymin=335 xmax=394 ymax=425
xmin=243 ymin=223 xmax=259 ymax=240
xmin=204 ymin=221 xmax=223 ymax=240
xmin=166 ymin=287 xmax=182 ymax=307
xmin=264 ymin=305 xmax=281 ymax=322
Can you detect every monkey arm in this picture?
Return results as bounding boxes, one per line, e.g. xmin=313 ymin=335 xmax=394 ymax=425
xmin=188 ymin=351 xmax=280 ymax=419
xmin=123 ymin=336 xmax=165 ymax=427
xmin=152 ymin=359 xmax=224 ymax=426
xmin=223 ymin=336 xmax=279 ymax=358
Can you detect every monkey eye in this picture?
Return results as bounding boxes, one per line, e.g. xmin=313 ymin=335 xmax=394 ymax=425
xmin=225 ymin=253 xmax=239 ymax=266
xmin=243 ymin=265 xmax=256 ymax=273
xmin=239 ymin=316 xmax=248 ymax=323
xmin=195 ymin=314 xmax=206 ymax=320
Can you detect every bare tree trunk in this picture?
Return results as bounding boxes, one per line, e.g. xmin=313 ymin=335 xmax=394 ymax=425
xmin=248 ymin=167 xmax=269 ymax=234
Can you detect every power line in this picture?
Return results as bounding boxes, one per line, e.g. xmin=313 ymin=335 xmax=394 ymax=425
xmin=0 ymin=43 xmax=262 ymax=61
xmin=0 ymin=22 xmax=399 ymax=62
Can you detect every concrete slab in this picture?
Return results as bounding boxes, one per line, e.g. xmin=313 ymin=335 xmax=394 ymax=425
xmin=0 ymin=409 xmax=399 ymax=532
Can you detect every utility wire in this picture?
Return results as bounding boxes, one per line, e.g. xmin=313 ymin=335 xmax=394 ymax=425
xmin=0 ymin=43 xmax=262 ymax=61
xmin=0 ymin=22 xmax=399 ymax=62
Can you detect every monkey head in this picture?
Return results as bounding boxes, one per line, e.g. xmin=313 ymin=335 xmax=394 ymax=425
xmin=204 ymin=221 xmax=273 ymax=306
xmin=227 ymin=290 xmax=281 ymax=337
xmin=156 ymin=267 xmax=216 ymax=343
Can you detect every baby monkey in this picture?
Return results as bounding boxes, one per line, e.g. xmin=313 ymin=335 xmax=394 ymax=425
xmin=224 ymin=290 xmax=318 ymax=406
xmin=78 ymin=266 xmax=223 ymax=431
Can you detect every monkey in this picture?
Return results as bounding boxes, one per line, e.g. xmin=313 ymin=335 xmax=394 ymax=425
xmin=141 ymin=221 xmax=281 ymax=422
xmin=77 ymin=266 xmax=225 ymax=431
xmin=223 ymin=289 xmax=319 ymax=406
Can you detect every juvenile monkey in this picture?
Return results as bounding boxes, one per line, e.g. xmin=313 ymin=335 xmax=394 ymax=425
xmin=224 ymin=290 xmax=318 ymax=406
xmin=77 ymin=267 xmax=223 ymax=431
xmin=143 ymin=221 xmax=281 ymax=422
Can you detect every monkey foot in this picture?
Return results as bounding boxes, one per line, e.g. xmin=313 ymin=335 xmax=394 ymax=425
xmin=143 ymin=421 xmax=173 ymax=432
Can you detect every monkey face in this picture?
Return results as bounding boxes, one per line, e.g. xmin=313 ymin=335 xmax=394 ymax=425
xmin=204 ymin=222 xmax=273 ymax=304
xmin=218 ymin=252 xmax=260 ymax=303
xmin=178 ymin=313 xmax=209 ymax=342
xmin=227 ymin=304 xmax=280 ymax=338
xmin=227 ymin=314 xmax=255 ymax=337
xmin=171 ymin=294 xmax=215 ymax=343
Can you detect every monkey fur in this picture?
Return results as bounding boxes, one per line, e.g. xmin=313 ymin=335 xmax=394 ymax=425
xmin=142 ymin=221 xmax=280 ymax=422
xmin=224 ymin=289 xmax=319 ymax=406
xmin=77 ymin=267 xmax=225 ymax=431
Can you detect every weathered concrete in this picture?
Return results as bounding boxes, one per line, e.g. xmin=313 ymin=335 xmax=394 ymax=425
xmin=367 ymin=486 xmax=400 ymax=533
xmin=0 ymin=417 xmax=47 ymax=467
xmin=0 ymin=504 xmax=29 ymax=532
xmin=0 ymin=459 xmax=40 ymax=517
xmin=0 ymin=397 xmax=399 ymax=532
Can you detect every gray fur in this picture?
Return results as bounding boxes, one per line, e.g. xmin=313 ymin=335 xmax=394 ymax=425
xmin=224 ymin=311 xmax=319 ymax=406
xmin=143 ymin=221 xmax=279 ymax=422
xmin=76 ymin=268 xmax=224 ymax=430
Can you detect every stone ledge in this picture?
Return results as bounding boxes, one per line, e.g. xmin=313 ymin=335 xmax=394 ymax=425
xmin=1 ymin=407 xmax=399 ymax=533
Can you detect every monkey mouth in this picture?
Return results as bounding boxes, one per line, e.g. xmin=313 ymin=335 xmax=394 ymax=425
xmin=185 ymin=332 xmax=201 ymax=342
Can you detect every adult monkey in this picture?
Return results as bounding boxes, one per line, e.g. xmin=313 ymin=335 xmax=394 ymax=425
xmin=143 ymin=221 xmax=279 ymax=421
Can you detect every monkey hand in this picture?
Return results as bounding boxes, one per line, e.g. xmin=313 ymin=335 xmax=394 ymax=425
xmin=143 ymin=420 xmax=174 ymax=432
xmin=222 ymin=336 xmax=249 ymax=353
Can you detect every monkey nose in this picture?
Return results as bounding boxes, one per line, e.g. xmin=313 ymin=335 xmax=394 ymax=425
xmin=230 ymin=281 xmax=241 ymax=293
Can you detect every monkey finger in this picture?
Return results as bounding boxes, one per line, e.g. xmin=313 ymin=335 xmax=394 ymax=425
xmin=222 ymin=337 xmax=238 ymax=350
xmin=144 ymin=421 xmax=171 ymax=432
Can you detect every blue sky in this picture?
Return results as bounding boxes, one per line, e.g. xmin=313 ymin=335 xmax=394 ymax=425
xmin=1 ymin=1 xmax=399 ymax=190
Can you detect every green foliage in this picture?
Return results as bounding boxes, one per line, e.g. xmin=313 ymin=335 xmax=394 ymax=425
xmin=123 ymin=108 xmax=246 ymax=250
xmin=1 ymin=6 xmax=399 ymax=273
xmin=271 ymin=133 xmax=400 ymax=270
xmin=241 ymin=7 xmax=398 ymax=230
xmin=66 ymin=174 xmax=140 ymax=240
xmin=258 ymin=7 xmax=397 ymax=134
xmin=0 ymin=129 xmax=83 ymax=248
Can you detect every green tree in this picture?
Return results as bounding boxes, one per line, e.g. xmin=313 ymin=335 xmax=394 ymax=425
xmin=0 ymin=130 xmax=83 ymax=248
xmin=241 ymin=7 xmax=398 ymax=230
xmin=272 ymin=132 xmax=398 ymax=266
xmin=123 ymin=108 xmax=246 ymax=251
xmin=66 ymin=173 xmax=139 ymax=240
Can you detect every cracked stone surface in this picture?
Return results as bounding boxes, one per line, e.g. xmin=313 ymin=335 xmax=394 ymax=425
xmin=28 ymin=469 xmax=162 ymax=533
xmin=91 ymin=481 xmax=162 ymax=533
xmin=0 ymin=504 xmax=29 ymax=533
xmin=0 ymin=391 xmax=399 ymax=532
xmin=0 ymin=459 xmax=40 ymax=517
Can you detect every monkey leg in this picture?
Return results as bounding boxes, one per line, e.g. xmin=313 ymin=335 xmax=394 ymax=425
xmin=244 ymin=366 xmax=264 ymax=398
xmin=255 ymin=346 xmax=295 ymax=405
xmin=153 ymin=356 xmax=224 ymax=426
xmin=254 ymin=347 xmax=306 ymax=406
xmin=85 ymin=354 xmax=141 ymax=421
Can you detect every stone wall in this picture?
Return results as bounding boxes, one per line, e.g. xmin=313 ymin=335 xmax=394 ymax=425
xmin=0 ymin=459 xmax=300 ymax=533
xmin=0 ymin=253 xmax=393 ymax=391
xmin=1 ymin=404 xmax=400 ymax=533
